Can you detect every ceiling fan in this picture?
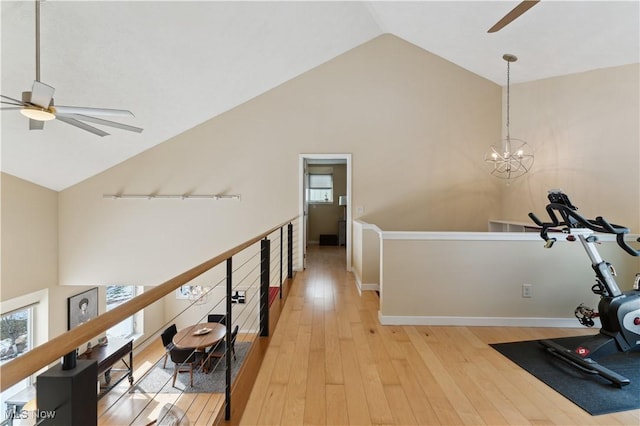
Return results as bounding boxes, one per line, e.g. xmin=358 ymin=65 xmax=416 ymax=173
xmin=488 ymin=0 xmax=540 ymax=33
xmin=0 ymin=0 xmax=142 ymax=137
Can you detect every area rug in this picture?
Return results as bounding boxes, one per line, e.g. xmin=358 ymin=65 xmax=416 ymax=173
xmin=491 ymin=336 xmax=640 ymax=415
xmin=269 ymin=286 xmax=279 ymax=307
xmin=131 ymin=342 xmax=250 ymax=394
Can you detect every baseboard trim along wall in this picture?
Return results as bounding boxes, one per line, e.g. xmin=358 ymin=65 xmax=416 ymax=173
xmin=361 ymin=283 xmax=380 ymax=292
xmin=378 ymin=312 xmax=601 ymax=328
xmin=353 ymin=272 xmax=380 ymax=295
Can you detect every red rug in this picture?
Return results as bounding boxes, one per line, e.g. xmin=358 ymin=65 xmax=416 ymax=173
xmin=269 ymin=287 xmax=279 ymax=307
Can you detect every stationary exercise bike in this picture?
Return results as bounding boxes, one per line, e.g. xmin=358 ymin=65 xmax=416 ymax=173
xmin=528 ymin=190 xmax=640 ymax=387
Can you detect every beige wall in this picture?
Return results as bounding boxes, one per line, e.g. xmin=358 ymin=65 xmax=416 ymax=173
xmin=0 ymin=173 xmax=58 ymax=350
xmin=380 ymin=234 xmax=638 ymax=323
xmin=0 ymin=172 xmax=166 ymax=350
xmin=497 ymin=64 xmax=640 ymax=232
xmin=0 ymin=173 xmax=96 ymax=348
xmin=359 ymin=62 xmax=640 ymax=304
xmin=58 ymin=34 xmax=501 ymax=290
xmin=352 ymin=221 xmax=381 ymax=291
xmin=1 ymin=173 xmax=58 ymax=300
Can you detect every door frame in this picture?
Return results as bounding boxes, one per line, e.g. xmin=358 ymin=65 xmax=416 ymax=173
xmin=298 ymin=153 xmax=352 ymax=271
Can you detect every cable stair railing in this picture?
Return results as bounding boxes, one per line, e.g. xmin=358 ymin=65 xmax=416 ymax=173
xmin=0 ymin=216 xmax=299 ymax=426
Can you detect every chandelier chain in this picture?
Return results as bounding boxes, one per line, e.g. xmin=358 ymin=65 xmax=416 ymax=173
xmin=506 ymin=60 xmax=510 ymax=140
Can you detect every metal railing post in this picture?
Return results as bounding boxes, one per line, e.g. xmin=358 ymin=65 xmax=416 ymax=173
xmin=225 ymin=257 xmax=232 ymax=420
xmin=260 ymin=238 xmax=270 ymax=337
xmin=287 ymin=223 xmax=293 ymax=279
xmin=279 ymin=227 xmax=283 ymax=299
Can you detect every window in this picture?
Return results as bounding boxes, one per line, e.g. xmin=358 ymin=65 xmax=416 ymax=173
xmin=106 ymin=285 xmax=141 ymax=339
xmin=0 ymin=306 xmax=33 ymax=365
xmin=308 ymin=174 xmax=333 ymax=203
xmin=1 ymin=305 xmax=35 ymax=412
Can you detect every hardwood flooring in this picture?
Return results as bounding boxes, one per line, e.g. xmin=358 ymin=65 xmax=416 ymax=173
xmin=240 ymin=245 xmax=639 ymax=425
xmin=97 ymin=338 xmax=226 ymax=426
xmin=100 ymin=245 xmax=639 ymax=425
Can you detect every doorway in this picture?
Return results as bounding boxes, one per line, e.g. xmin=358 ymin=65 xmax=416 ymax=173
xmin=298 ymin=154 xmax=352 ymax=271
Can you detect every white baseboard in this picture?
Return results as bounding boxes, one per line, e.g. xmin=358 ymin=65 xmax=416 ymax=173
xmin=353 ymin=271 xmax=379 ymax=295
xmin=378 ymin=312 xmax=600 ymax=328
xmin=361 ymin=283 xmax=380 ymax=292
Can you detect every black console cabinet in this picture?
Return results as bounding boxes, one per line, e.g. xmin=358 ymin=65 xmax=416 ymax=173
xmin=37 ymin=359 xmax=97 ymax=426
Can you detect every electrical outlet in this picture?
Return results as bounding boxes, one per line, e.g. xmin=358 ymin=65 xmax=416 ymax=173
xmin=522 ymin=284 xmax=532 ymax=298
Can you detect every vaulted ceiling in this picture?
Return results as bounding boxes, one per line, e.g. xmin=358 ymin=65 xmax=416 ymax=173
xmin=2 ymin=1 xmax=638 ymax=191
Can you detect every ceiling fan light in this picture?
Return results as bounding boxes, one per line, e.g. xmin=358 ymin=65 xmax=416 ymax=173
xmin=20 ymin=107 xmax=55 ymax=121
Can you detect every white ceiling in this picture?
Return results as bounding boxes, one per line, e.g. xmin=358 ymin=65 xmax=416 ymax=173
xmin=2 ymin=1 xmax=638 ymax=191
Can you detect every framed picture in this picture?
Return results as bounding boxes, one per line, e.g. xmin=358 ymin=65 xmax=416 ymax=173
xmin=68 ymin=288 xmax=98 ymax=330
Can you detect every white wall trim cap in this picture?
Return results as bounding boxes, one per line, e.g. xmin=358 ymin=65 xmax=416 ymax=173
xmin=380 ymin=231 xmax=545 ymax=241
xmin=378 ymin=231 xmax=627 ymax=242
xmin=353 ymin=219 xmax=382 ymax=233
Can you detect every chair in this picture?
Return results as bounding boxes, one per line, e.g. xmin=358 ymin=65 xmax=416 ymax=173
xmin=169 ymin=347 xmax=201 ymax=387
xmin=207 ymin=313 xmax=226 ymax=325
xmin=160 ymin=324 xmax=177 ymax=368
xmin=208 ymin=325 xmax=239 ymax=361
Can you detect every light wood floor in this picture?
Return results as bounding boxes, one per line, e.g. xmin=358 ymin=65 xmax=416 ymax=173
xmin=99 ymin=245 xmax=639 ymax=425
xmin=240 ymin=245 xmax=640 ymax=426
xmin=97 ymin=337 xmax=226 ymax=426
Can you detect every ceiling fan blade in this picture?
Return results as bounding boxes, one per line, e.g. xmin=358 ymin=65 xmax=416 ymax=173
xmin=29 ymin=119 xmax=45 ymax=130
xmin=30 ymin=81 xmax=55 ymax=108
xmin=53 ymin=105 xmax=134 ymax=117
xmin=1 ymin=94 xmax=26 ymax=105
xmin=60 ymin=114 xmax=144 ymax=133
xmin=488 ymin=0 xmax=540 ymax=33
xmin=1 ymin=107 xmax=25 ymax=111
xmin=56 ymin=115 xmax=110 ymax=137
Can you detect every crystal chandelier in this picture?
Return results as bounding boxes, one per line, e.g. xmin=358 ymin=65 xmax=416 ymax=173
xmin=484 ymin=54 xmax=534 ymax=179
xmin=188 ymin=285 xmax=211 ymax=305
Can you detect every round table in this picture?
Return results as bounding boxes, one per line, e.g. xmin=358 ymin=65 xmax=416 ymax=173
xmin=172 ymin=322 xmax=226 ymax=351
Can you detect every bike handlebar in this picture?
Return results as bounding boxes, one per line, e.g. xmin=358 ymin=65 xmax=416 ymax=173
xmin=595 ymin=215 xmax=640 ymax=257
xmin=529 ymin=191 xmax=640 ymax=257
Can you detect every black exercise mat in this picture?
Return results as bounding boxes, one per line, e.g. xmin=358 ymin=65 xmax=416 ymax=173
xmin=490 ymin=336 xmax=640 ymax=415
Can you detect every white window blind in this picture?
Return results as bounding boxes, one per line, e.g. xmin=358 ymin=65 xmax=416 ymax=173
xmin=308 ymin=174 xmax=333 ymax=203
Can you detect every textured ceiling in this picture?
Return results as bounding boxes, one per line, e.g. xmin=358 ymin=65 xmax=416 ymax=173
xmin=1 ymin=1 xmax=638 ymax=191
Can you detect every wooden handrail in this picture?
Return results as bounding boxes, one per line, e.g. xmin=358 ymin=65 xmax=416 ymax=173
xmin=0 ymin=216 xmax=297 ymax=390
